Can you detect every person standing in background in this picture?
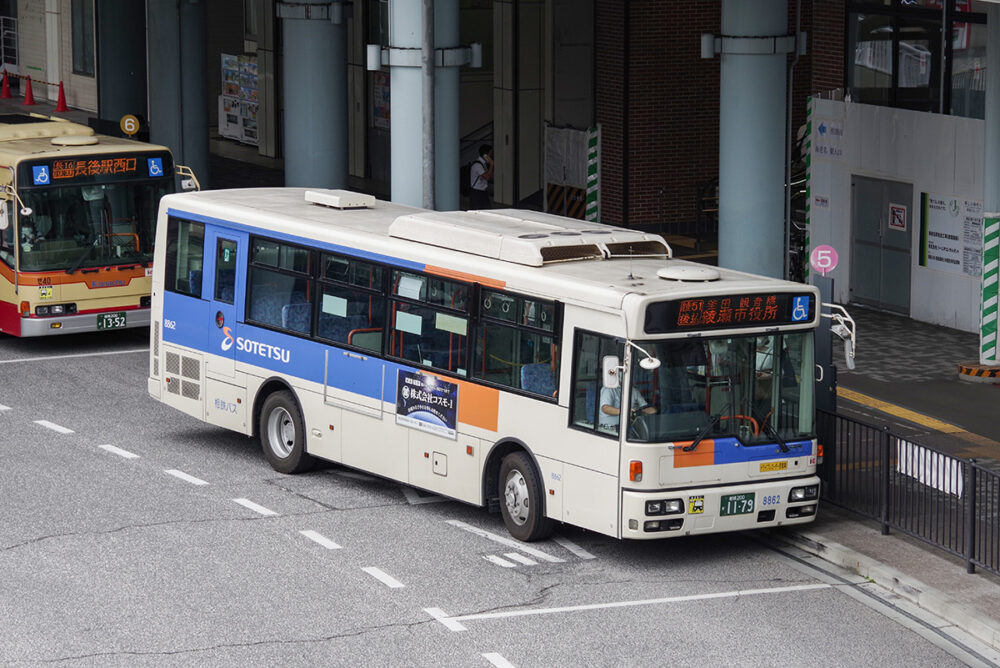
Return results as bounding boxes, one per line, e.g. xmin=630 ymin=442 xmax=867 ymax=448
xmin=469 ymin=144 xmax=493 ymax=210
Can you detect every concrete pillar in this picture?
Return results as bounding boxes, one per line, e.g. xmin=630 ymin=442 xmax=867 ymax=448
xmin=979 ymin=5 xmax=1000 ymax=365
xmin=147 ymin=0 xmax=209 ymax=188
xmin=96 ymin=0 xmax=147 ymax=123
xmin=390 ymin=0 xmax=460 ymax=209
xmin=281 ymin=0 xmax=348 ymax=187
xmin=717 ymin=0 xmax=787 ymax=279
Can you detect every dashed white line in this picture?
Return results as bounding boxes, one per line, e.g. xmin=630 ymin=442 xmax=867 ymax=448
xmin=362 ymin=566 xmax=405 ymax=588
xmin=484 ymin=555 xmax=517 ymax=568
xmin=0 ymin=403 xmax=11 ymax=411
xmin=423 ymin=607 xmax=466 ymax=632
xmin=98 ymin=444 xmax=139 ymax=459
xmin=428 ymin=583 xmax=832 ymax=630
xmin=232 ymin=498 xmax=278 ymax=516
xmin=34 ymin=420 xmax=74 ymax=434
xmin=165 ymin=469 xmax=208 ymax=486
xmin=552 ymin=536 xmax=596 ymax=560
xmin=503 ymin=552 xmax=537 ymax=566
xmin=447 ymin=520 xmax=565 ymax=563
xmin=483 ymin=653 xmax=516 ymax=668
xmin=300 ymin=530 xmax=342 ymax=550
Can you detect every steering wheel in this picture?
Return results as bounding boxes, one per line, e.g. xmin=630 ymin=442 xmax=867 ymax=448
xmin=629 ymin=410 xmax=651 ymax=440
xmin=720 ymin=414 xmax=760 ymax=437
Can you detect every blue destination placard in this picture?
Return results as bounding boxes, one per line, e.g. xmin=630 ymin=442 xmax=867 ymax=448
xmin=395 ymin=369 xmax=458 ymax=439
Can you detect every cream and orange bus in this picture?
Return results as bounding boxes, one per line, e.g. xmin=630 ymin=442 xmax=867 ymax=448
xmin=148 ymin=188 xmax=823 ymax=542
xmin=0 ymin=112 xmax=193 ymax=336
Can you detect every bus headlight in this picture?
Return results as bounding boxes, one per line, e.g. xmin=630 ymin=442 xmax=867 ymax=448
xmin=645 ymin=498 xmax=684 ymax=516
xmin=789 ymin=485 xmax=819 ymax=501
xmin=35 ymin=303 xmax=77 ymax=317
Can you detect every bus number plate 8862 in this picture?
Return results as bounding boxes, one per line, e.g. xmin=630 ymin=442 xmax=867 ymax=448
xmin=97 ymin=312 xmax=127 ymax=330
xmin=720 ymin=492 xmax=755 ymax=516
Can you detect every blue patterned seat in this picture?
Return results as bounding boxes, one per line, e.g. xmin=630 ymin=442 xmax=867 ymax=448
xmin=281 ymin=302 xmax=312 ymax=334
xmin=520 ymin=362 xmax=556 ymax=397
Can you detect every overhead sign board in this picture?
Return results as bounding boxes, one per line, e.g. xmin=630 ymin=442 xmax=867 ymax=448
xmin=644 ymin=293 xmax=814 ymax=333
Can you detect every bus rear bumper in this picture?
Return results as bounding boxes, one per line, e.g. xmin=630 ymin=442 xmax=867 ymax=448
xmin=621 ymin=475 xmax=821 ymax=539
xmin=19 ymin=309 xmax=151 ymax=336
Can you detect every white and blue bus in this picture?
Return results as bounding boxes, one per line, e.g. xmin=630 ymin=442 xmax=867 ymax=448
xmin=148 ymin=188 xmax=822 ymax=541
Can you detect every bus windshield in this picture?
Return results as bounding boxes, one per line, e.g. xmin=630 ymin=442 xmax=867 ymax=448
xmin=626 ymin=332 xmax=814 ymax=445
xmin=18 ymin=181 xmax=169 ymax=272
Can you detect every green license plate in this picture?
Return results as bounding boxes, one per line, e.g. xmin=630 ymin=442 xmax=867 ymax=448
xmin=720 ymin=492 xmax=755 ymax=516
xmin=97 ymin=312 xmax=127 ymax=330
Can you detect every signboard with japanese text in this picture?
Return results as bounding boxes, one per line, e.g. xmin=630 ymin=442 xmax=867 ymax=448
xmin=395 ymin=369 xmax=458 ymax=439
xmin=19 ymin=151 xmax=173 ymax=187
xmin=644 ymin=293 xmax=814 ymax=334
xmin=919 ymin=192 xmax=982 ymax=277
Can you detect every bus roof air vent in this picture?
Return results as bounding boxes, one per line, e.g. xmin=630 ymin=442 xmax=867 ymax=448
xmin=51 ymin=135 xmax=99 ymax=146
xmin=305 ymin=189 xmax=375 ymax=210
xmin=657 ymin=266 xmax=721 ymax=282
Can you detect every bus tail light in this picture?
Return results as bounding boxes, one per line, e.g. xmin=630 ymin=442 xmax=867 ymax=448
xmin=20 ymin=301 xmax=29 ymax=317
xmin=629 ymin=460 xmax=643 ymax=482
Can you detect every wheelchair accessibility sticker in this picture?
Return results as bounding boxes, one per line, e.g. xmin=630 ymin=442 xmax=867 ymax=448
xmin=791 ymin=296 xmax=810 ymax=322
xmin=147 ymin=158 xmax=164 ymax=177
xmin=32 ymin=166 xmax=50 ymax=185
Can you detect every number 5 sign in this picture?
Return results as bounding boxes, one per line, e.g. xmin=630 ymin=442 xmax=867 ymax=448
xmin=810 ymin=244 xmax=839 ymax=276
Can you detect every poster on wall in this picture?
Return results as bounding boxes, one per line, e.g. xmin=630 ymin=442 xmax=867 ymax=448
xmin=889 ymin=203 xmax=907 ymax=231
xmin=372 ymin=72 xmax=390 ymax=130
xmin=395 ymin=370 xmax=458 ymax=439
xmin=812 ymin=120 xmax=843 ymax=160
xmin=919 ymin=193 xmax=982 ymax=277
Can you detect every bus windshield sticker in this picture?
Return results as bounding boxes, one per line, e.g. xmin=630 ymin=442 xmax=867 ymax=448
xmin=395 ymin=370 xmax=458 ymax=439
xmin=395 ymin=311 xmax=423 ymax=336
xmin=435 ymin=312 xmax=468 ymax=336
xmin=322 ymin=294 xmax=348 ymax=317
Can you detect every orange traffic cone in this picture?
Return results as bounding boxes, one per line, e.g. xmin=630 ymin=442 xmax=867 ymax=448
xmin=0 ymin=71 xmax=10 ymax=99
xmin=54 ymin=81 xmax=68 ymax=112
xmin=22 ymin=76 xmax=35 ymax=106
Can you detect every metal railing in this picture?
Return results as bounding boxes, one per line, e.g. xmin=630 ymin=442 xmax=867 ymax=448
xmin=818 ymin=409 xmax=1000 ymax=577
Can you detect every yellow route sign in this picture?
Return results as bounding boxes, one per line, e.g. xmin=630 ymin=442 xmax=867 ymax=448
xmin=119 ymin=114 xmax=140 ymax=137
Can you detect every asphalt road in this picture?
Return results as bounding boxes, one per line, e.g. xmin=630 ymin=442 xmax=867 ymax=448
xmin=0 ymin=329 xmax=989 ymax=667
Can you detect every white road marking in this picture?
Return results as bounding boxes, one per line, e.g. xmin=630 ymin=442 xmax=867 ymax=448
xmin=0 ymin=403 xmax=10 ymax=411
xmin=98 ymin=444 xmax=139 ymax=459
xmin=232 ymin=498 xmax=278 ymax=516
xmin=165 ymin=469 xmax=208 ymax=486
xmin=362 ymin=566 xmax=405 ymax=588
xmin=552 ymin=536 xmax=596 ymax=560
xmin=503 ymin=552 xmax=537 ymax=566
xmin=446 ymin=520 xmax=565 ymax=563
xmin=483 ymin=653 xmax=516 ymax=668
xmin=401 ymin=487 xmax=448 ymax=505
xmin=423 ymin=607 xmax=467 ymax=632
xmin=34 ymin=420 xmax=73 ymax=434
xmin=484 ymin=555 xmax=517 ymax=568
xmin=0 ymin=349 xmax=147 ymax=364
xmin=300 ymin=530 xmax=342 ymax=550
xmin=428 ymin=584 xmax=832 ymax=631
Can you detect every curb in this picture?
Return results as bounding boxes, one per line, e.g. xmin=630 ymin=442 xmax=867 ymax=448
xmin=958 ymin=362 xmax=1000 ymax=384
xmin=779 ymin=528 xmax=1000 ymax=652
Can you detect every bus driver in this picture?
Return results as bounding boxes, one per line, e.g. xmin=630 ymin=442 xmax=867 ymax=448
xmin=600 ymin=383 xmax=656 ymax=431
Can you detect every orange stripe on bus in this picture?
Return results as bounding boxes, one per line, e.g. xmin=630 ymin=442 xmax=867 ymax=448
xmin=672 ymin=439 xmax=715 ymax=468
xmin=424 ymin=265 xmax=505 ymax=290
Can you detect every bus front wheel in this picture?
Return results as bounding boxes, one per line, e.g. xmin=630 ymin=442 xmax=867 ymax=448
xmin=259 ymin=391 xmax=314 ymax=474
xmin=499 ymin=452 xmax=554 ymax=542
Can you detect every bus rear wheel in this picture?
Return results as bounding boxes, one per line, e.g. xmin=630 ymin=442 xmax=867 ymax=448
xmin=259 ymin=391 xmax=315 ymax=474
xmin=498 ymin=452 xmax=554 ymax=542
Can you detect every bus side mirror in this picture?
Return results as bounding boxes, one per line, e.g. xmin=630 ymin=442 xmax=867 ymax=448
xmin=0 ymin=200 xmax=8 ymax=230
xmin=602 ymin=355 xmax=621 ymax=389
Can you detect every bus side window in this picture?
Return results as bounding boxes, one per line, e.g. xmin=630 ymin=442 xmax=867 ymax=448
xmin=0 ymin=206 xmax=14 ymax=267
xmin=571 ymin=331 xmax=623 ymax=437
xmin=163 ymin=217 xmax=205 ymax=298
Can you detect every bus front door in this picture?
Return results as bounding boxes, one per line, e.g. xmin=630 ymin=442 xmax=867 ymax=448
xmin=205 ymin=231 xmax=242 ymax=378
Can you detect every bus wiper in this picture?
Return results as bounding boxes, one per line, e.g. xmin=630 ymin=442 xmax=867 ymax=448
xmin=66 ymin=239 xmax=96 ymax=274
xmin=760 ymin=418 xmax=789 ymax=453
xmin=683 ymin=413 xmax=723 ymax=452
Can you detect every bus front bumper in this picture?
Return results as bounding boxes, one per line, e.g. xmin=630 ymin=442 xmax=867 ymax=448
xmin=621 ymin=475 xmax=821 ymax=539
xmin=19 ymin=308 xmax=151 ymax=336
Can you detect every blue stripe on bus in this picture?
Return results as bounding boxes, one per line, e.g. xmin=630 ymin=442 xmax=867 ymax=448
xmin=166 ymin=207 xmax=426 ymax=272
xmin=710 ymin=437 xmax=814 ymax=464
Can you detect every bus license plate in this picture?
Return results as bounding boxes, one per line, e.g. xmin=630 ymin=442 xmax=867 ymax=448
xmin=760 ymin=461 xmax=788 ymax=473
xmin=720 ymin=492 xmax=755 ymax=516
xmin=97 ymin=312 xmax=127 ymax=330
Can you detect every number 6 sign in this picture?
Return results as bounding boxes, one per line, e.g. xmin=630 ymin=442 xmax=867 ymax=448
xmin=809 ymin=244 xmax=839 ymax=276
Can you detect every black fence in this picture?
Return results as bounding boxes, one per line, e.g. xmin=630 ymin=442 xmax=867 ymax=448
xmin=818 ymin=409 xmax=1000 ymax=577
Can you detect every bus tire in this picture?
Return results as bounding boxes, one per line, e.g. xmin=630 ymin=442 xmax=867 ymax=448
xmin=259 ymin=391 xmax=314 ymax=474
xmin=498 ymin=451 xmax=554 ymax=542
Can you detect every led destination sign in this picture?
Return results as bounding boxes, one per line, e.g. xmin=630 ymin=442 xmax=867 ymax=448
xmin=20 ymin=151 xmax=172 ymax=187
xmin=644 ymin=292 xmax=814 ymax=334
